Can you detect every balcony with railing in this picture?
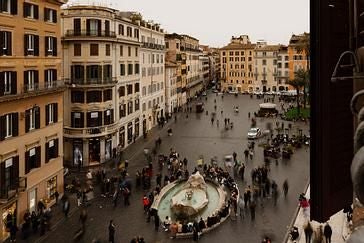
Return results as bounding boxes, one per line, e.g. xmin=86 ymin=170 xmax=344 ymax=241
xmin=141 ymin=42 xmax=165 ymax=50
xmin=65 ymin=77 xmax=117 ymax=87
xmin=0 ymin=177 xmax=27 ymax=204
xmin=64 ymin=30 xmax=116 ymax=38
xmin=64 ymin=122 xmax=119 ymax=138
xmin=0 ymin=80 xmax=65 ymax=103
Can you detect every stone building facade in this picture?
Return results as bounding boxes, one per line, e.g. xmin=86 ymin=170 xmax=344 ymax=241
xmin=0 ymin=0 xmax=66 ymax=240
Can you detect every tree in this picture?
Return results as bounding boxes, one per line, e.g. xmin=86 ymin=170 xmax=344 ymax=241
xmin=287 ymin=69 xmax=308 ymax=116
xmin=295 ymin=32 xmax=310 ymax=108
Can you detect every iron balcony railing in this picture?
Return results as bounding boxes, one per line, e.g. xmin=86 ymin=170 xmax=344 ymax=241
xmin=65 ymin=30 xmax=116 ymax=38
xmin=65 ymin=77 xmax=117 ymax=86
xmin=22 ymin=80 xmax=65 ymax=94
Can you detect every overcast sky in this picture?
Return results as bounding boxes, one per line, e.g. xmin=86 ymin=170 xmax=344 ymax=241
xmin=67 ymin=0 xmax=309 ymax=47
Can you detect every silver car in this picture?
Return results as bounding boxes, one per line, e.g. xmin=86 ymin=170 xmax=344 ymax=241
xmin=247 ymin=127 xmax=261 ymax=139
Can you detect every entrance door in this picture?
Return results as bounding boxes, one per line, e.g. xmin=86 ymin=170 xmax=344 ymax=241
xmin=127 ymin=122 xmax=133 ymax=143
xmin=119 ymin=127 xmax=125 ymax=148
xmin=73 ymin=140 xmax=83 ymax=167
xmin=89 ymin=139 xmax=100 ymax=164
xmin=105 ymin=139 xmax=112 ymax=160
xmin=143 ymin=119 xmax=146 ymax=134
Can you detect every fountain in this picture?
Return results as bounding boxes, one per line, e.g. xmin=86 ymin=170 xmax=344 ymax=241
xmin=151 ymin=171 xmax=230 ymax=237
xmin=170 ymin=172 xmax=209 ymax=219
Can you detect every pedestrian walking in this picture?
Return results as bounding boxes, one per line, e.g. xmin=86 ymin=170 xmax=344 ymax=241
xmin=154 ymin=213 xmax=160 ymax=231
xmin=323 ymin=222 xmax=332 ymax=243
xmin=238 ymin=196 xmax=245 ymax=219
xmin=248 ymin=112 xmax=251 ymax=118
xmin=112 ymin=189 xmax=119 ymax=207
xmin=63 ymin=199 xmax=70 ymax=218
xmin=283 ymin=179 xmax=289 ymax=197
xmin=303 ymin=221 xmax=313 ymax=243
xmin=108 ymin=220 xmax=116 ymax=243
xmin=55 ymin=191 xmax=59 ymax=205
xmin=249 ymin=149 xmax=254 ymax=161
xmin=9 ymin=224 xmax=18 ymax=243
xmin=79 ymin=208 xmax=87 ymax=231
xmin=216 ymin=119 xmax=219 ymax=127
xmin=249 ymin=200 xmax=256 ymax=221
xmin=244 ymin=149 xmax=249 ymax=161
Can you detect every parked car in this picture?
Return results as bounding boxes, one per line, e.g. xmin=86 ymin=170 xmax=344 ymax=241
xmin=202 ymin=91 xmax=207 ymax=96
xmin=247 ymin=127 xmax=262 ymax=139
xmin=212 ymin=89 xmax=218 ymax=93
xmin=229 ymin=90 xmax=238 ymax=94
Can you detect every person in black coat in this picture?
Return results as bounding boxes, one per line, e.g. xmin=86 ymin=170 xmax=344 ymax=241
xmin=108 ymin=220 xmax=115 ymax=243
xmin=323 ymin=222 xmax=332 ymax=243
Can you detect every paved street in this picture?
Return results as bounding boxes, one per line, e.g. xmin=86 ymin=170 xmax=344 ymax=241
xmin=17 ymin=92 xmax=309 ymax=243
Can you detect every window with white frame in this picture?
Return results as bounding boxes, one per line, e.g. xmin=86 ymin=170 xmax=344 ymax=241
xmin=48 ymin=103 xmax=54 ymax=124
xmin=26 ymin=70 xmax=36 ymax=91
xmin=27 ymin=35 xmax=34 ymax=51
xmin=45 ymin=69 xmax=56 ymax=88
xmin=29 ymin=108 xmax=36 ymax=130
xmin=4 ymin=71 xmax=12 ymax=94
xmin=5 ymin=113 xmax=13 ymax=137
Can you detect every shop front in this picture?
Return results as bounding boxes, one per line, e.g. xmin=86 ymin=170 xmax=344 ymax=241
xmin=134 ymin=118 xmax=140 ymax=138
xmin=73 ymin=140 xmax=83 ymax=167
xmin=127 ymin=122 xmax=133 ymax=144
xmin=119 ymin=126 xmax=125 ymax=148
xmin=105 ymin=137 xmax=112 ymax=161
xmin=1 ymin=201 xmax=16 ymax=241
xmin=46 ymin=176 xmax=57 ymax=202
xmin=89 ymin=139 xmax=100 ymax=164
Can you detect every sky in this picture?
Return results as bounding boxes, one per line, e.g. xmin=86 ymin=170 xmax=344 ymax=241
xmin=66 ymin=0 xmax=309 ymax=47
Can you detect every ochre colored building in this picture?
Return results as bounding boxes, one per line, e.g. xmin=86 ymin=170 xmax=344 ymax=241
xmin=0 ymin=0 xmax=66 ymax=241
xmin=220 ymin=35 xmax=256 ymax=93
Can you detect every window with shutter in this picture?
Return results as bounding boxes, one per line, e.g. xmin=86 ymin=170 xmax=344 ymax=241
xmin=90 ymin=44 xmax=98 ymax=56
xmin=0 ymin=31 xmax=12 ymax=56
xmin=23 ymin=3 xmax=38 ymax=19
xmin=0 ymin=115 xmax=6 ymax=141
xmin=71 ymin=112 xmax=84 ymax=128
xmin=120 ymin=64 xmax=125 ymax=76
xmin=0 ymin=0 xmax=15 ymax=14
xmin=74 ymin=18 xmax=81 ymax=35
xmin=71 ymin=91 xmax=84 ymax=103
xmin=74 ymin=43 xmax=81 ymax=56
xmin=35 ymin=146 xmax=41 ymax=168
xmin=25 ymin=151 xmax=30 ymax=174
xmin=12 ymin=112 xmax=18 ymax=137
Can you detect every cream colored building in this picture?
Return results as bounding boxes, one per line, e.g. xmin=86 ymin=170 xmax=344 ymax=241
xmin=220 ymin=35 xmax=256 ymax=93
xmin=138 ymin=18 xmax=165 ymax=133
xmin=183 ymin=35 xmax=202 ymax=99
xmin=0 ymin=0 xmax=65 ymax=240
xmin=277 ymin=46 xmax=289 ymax=91
xmin=61 ymin=5 xmax=141 ymax=167
xmin=165 ymin=61 xmax=178 ymax=115
xmin=254 ymin=41 xmax=280 ymax=92
xmin=199 ymin=54 xmax=210 ymax=89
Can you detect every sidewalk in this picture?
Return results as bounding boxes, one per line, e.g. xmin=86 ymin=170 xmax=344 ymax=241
xmin=9 ymin=114 xmax=179 ymax=243
xmin=286 ymin=185 xmax=350 ymax=243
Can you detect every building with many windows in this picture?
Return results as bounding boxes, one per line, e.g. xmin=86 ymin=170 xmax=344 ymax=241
xmin=288 ymin=33 xmax=309 ymax=80
xmin=253 ymin=41 xmax=280 ymax=92
xmin=165 ymin=34 xmax=185 ymax=108
xmin=0 ymin=0 xmax=65 ymax=240
xmin=276 ymin=45 xmax=290 ymax=91
xmin=165 ymin=33 xmax=203 ymax=107
xmin=61 ymin=5 xmax=141 ymax=167
xmin=138 ymin=16 xmax=165 ymax=133
xmin=219 ymin=35 xmax=256 ymax=93
xmin=165 ymin=61 xmax=178 ymax=116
